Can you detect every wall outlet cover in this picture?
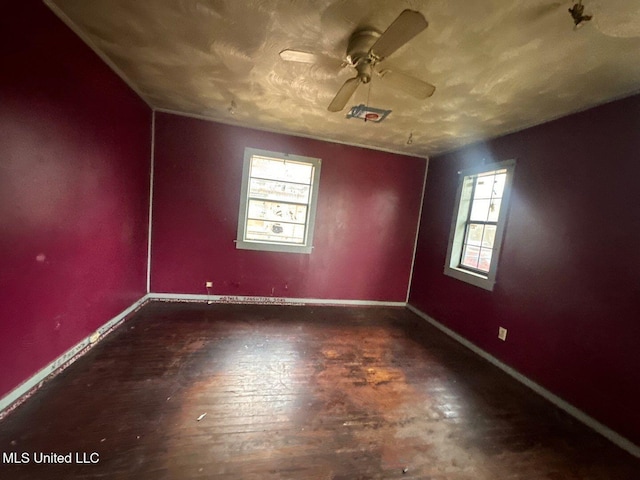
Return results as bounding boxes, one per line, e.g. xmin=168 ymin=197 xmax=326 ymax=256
xmin=498 ymin=327 xmax=508 ymax=341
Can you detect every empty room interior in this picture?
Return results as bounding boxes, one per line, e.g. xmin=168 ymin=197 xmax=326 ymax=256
xmin=1 ymin=0 xmax=640 ymax=478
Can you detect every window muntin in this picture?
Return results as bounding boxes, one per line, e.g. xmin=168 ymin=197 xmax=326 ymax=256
xmin=444 ymin=160 xmax=515 ymax=290
xmin=236 ymin=148 xmax=321 ymax=254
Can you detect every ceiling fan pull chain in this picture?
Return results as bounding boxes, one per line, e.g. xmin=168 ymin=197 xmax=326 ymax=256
xmin=365 ymin=80 xmax=372 ymax=121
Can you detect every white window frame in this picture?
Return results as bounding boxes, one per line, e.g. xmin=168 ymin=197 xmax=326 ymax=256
xmin=236 ymin=147 xmax=321 ymax=254
xmin=444 ymin=159 xmax=516 ymax=291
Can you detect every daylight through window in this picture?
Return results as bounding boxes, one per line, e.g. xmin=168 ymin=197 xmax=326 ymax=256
xmin=459 ymin=169 xmax=506 ymax=273
xmin=444 ymin=160 xmax=515 ymax=290
xmin=236 ymin=148 xmax=321 ymax=254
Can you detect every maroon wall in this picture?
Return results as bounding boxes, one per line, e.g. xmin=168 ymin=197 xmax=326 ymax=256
xmin=151 ymin=113 xmax=425 ymax=301
xmin=409 ymin=94 xmax=640 ymax=445
xmin=0 ymin=2 xmax=151 ymax=399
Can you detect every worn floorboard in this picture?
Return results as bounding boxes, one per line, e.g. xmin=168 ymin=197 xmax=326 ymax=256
xmin=0 ymin=302 xmax=638 ymax=479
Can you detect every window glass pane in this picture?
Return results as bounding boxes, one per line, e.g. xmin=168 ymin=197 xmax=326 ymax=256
xmin=474 ymin=175 xmax=494 ymax=199
xmin=478 ymin=248 xmax=493 ymax=272
xmin=245 ymin=219 xmax=305 ymax=244
xmin=492 ymin=173 xmax=506 ymax=198
xmin=465 ymin=223 xmax=484 ymax=246
xmin=247 ymin=200 xmax=307 ymax=225
xmin=461 ymin=245 xmax=480 ymax=269
xmin=249 ymin=178 xmax=311 ymax=203
xmin=487 ymin=199 xmax=502 ymax=222
xmin=482 ymin=224 xmax=497 ymax=248
xmin=470 ymin=199 xmax=491 ymax=221
xmin=251 ymin=156 xmax=313 ymax=184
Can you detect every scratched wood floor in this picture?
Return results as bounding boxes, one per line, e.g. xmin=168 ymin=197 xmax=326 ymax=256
xmin=0 ymin=302 xmax=638 ymax=479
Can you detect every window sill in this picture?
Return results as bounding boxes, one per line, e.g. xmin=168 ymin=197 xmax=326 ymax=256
xmin=444 ymin=266 xmax=495 ymax=291
xmin=235 ymin=240 xmax=313 ymax=254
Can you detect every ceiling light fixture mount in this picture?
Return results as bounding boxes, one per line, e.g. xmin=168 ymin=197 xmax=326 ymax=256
xmin=569 ymin=1 xmax=592 ymax=29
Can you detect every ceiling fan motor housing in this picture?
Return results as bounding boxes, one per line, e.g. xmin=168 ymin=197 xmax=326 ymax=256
xmin=346 ymin=30 xmax=380 ymax=65
xmin=346 ymin=30 xmax=381 ymax=84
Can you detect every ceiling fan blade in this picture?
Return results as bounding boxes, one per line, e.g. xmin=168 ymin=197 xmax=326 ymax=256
xmin=328 ymin=76 xmax=361 ymax=112
xmin=279 ymin=49 xmax=321 ymax=63
xmin=280 ymin=49 xmax=346 ymax=71
xmin=377 ymin=68 xmax=435 ymax=99
xmin=369 ymin=10 xmax=428 ymax=61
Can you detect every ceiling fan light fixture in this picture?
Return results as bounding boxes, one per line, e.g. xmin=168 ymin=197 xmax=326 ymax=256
xmin=346 ymin=104 xmax=391 ymax=123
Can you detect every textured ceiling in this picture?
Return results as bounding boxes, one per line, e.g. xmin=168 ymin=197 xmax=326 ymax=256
xmin=47 ymin=0 xmax=640 ymax=157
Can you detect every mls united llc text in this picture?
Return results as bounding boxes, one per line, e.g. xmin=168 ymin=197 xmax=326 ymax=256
xmin=2 ymin=451 xmax=100 ymax=464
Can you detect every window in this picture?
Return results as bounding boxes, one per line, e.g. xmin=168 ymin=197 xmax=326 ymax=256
xmin=236 ymin=147 xmax=321 ymax=254
xmin=444 ymin=159 xmax=515 ymax=290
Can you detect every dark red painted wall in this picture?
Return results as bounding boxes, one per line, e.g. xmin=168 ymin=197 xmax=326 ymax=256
xmin=0 ymin=3 xmax=151 ymax=399
xmin=409 ymin=94 xmax=640 ymax=445
xmin=152 ymin=113 xmax=425 ymax=301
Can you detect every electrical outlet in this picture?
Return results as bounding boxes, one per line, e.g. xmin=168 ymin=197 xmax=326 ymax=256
xmin=205 ymin=281 xmax=213 ymax=288
xmin=498 ymin=327 xmax=508 ymax=341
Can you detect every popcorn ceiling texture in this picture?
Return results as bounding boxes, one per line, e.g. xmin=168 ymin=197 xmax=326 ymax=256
xmin=49 ymin=0 xmax=640 ymax=156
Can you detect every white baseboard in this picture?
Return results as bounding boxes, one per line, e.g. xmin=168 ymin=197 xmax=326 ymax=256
xmin=0 ymin=294 xmax=151 ymax=419
xmin=406 ymin=304 xmax=640 ymax=458
xmin=148 ymin=292 xmax=406 ymax=308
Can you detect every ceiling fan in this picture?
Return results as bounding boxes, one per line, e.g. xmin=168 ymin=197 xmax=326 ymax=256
xmin=280 ymin=9 xmax=436 ymax=112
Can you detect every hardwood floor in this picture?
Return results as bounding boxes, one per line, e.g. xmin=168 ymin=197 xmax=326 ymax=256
xmin=1 ymin=302 xmax=638 ymax=479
